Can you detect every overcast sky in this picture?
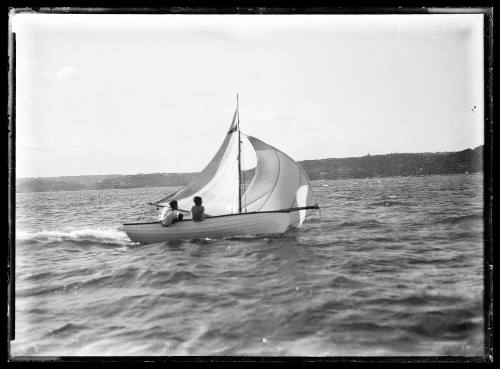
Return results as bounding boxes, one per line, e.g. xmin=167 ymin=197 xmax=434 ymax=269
xmin=13 ymin=13 xmax=484 ymax=178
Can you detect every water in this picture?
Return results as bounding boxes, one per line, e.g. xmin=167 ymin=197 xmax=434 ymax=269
xmin=11 ymin=174 xmax=484 ymax=357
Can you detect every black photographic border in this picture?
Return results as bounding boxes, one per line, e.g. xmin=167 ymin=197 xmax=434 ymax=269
xmin=5 ymin=5 xmax=494 ymax=364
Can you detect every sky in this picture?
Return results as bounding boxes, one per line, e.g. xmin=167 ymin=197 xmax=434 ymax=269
xmin=12 ymin=13 xmax=484 ymax=178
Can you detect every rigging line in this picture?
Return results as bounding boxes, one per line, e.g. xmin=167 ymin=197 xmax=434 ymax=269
xmin=232 ymin=141 xmax=239 ymax=214
xmin=237 ymin=93 xmax=242 ymax=213
xmin=239 ymin=133 xmax=260 ymax=211
xmin=240 ymin=135 xmax=248 ymax=212
xmin=242 ymin=159 xmax=248 ymax=212
xmin=154 ymin=187 xmax=182 ymax=204
xmin=238 ymin=131 xmax=242 ymax=213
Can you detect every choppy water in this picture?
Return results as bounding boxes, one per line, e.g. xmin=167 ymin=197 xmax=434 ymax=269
xmin=12 ymin=174 xmax=484 ymax=357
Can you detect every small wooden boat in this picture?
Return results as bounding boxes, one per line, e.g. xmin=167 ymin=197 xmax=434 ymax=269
xmin=124 ymin=97 xmax=318 ymax=243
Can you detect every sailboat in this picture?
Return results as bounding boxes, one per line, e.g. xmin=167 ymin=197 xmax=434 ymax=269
xmin=123 ymin=97 xmax=319 ymax=244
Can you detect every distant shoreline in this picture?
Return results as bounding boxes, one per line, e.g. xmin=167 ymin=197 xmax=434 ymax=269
xmin=15 ymin=146 xmax=483 ymax=193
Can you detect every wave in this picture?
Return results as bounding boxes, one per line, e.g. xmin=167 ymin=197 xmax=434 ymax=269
xmin=330 ymin=275 xmax=367 ymax=288
xmin=407 ymin=310 xmax=481 ymax=339
xmin=369 ymin=200 xmax=415 ymax=207
xmin=337 ymin=219 xmax=383 ymax=229
xmin=357 ymin=236 xmax=396 ymax=243
xmin=302 ymin=217 xmax=323 ymax=224
xmin=16 ymin=227 xmax=131 ymax=247
xmin=166 ymin=271 xmax=200 ymax=284
xmin=336 ymin=321 xmax=395 ymax=333
xmin=48 ymin=323 xmax=87 ymax=337
xmin=18 ymin=268 xmax=141 ymax=297
xmin=366 ymin=294 xmax=464 ymax=307
xmin=435 ymin=213 xmax=483 ymax=225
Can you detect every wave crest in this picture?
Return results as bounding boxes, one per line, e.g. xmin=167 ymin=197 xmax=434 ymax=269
xmin=435 ymin=213 xmax=483 ymax=225
xmin=16 ymin=227 xmax=130 ymax=246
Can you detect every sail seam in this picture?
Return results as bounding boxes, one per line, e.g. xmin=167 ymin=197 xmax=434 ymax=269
xmin=244 ymin=192 xmax=272 ymax=209
xmin=247 ymin=134 xmax=313 ymax=186
xmin=240 ymin=135 xmax=260 ymax=208
xmin=256 ymin=149 xmax=281 ymax=211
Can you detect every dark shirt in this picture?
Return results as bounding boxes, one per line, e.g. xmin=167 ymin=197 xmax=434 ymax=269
xmin=191 ymin=205 xmax=206 ymax=222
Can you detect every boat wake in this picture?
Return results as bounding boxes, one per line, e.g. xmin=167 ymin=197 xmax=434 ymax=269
xmin=16 ymin=227 xmax=131 ymax=247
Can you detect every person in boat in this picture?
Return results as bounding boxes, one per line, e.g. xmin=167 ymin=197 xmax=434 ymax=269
xmin=191 ymin=196 xmax=208 ymax=222
xmin=161 ymin=200 xmax=184 ymax=227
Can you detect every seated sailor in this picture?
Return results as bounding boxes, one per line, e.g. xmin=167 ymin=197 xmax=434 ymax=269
xmin=161 ymin=200 xmax=183 ymax=227
xmin=191 ymin=196 xmax=208 ymax=222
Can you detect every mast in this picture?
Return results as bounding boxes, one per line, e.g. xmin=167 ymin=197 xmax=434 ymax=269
xmin=237 ymin=93 xmax=242 ymax=213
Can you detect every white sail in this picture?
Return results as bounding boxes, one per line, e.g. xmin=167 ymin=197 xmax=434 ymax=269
xmin=158 ymin=109 xmax=240 ymax=215
xmin=242 ymin=135 xmax=314 ymax=224
xmin=176 ymin=132 xmax=240 ymax=215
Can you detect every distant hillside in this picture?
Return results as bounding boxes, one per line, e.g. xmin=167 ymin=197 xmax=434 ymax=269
xmin=16 ymin=173 xmax=198 ymax=193
xmin=300 ymin=145 xmax=483 ymax=180
xmin=16 ymin=146 xmax=483 ymax=193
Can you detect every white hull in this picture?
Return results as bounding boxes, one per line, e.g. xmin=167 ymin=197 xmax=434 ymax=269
xmin=124 ymin=211 xmax=300 ymax=244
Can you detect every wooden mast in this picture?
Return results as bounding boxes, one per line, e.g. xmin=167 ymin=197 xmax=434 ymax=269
xmin=237 ymin=93 xmax=242 ymax=213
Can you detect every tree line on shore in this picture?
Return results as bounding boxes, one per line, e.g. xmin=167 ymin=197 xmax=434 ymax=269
xmin=16 ymin=145 xmax=483 ymax=193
